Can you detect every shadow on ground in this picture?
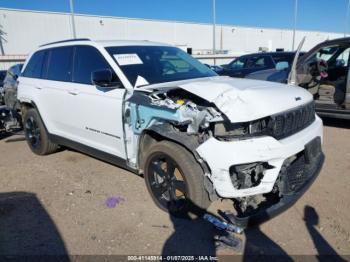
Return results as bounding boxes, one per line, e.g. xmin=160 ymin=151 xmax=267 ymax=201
xmin=162 ymin=202 xmax=346 ymax=260
xmin=242 ymin=205 xmax=346 ymax=261
xmin=162 ymin=202 xmax=217 ymax=256
xmin=0 ymin=130 xmax=25 ymax=142
xmin=303 ymin=205 xmax=346 ymax=260
xmin=0 ymin=132 xmax=13 ymax=140
xmin=0 ymin=192 xmax=69 ymax=260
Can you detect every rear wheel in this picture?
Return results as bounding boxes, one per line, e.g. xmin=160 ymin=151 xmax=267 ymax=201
xmin=23 ymin=108 xmax=58 ymax=155
xmin=144 ymin=141 xmax=210 ymax=217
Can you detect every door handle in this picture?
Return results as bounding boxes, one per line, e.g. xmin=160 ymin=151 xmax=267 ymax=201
xmin=34 ymin=85 xmax=42 ymax=90
xmin=68 ymin=89 xmax=79 ymax=95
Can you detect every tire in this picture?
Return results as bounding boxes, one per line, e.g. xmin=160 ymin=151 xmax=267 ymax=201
xmin=143 ymin=140 xmax=211 ymax=218
xmin=23 ymin=108 xmax=58 ymax=155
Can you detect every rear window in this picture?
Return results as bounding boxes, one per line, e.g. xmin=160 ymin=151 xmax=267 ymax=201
xmin=22 ymin=51 xmax=46 ymax=79
xmin=47 ymin=47 xmax=73 ymax=82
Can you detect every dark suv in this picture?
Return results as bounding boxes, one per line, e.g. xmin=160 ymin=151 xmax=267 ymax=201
xmin=216 ymin=52 xmax=301 ymax=78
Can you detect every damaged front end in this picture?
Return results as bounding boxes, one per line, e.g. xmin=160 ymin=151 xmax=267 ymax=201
xmin=232 ymin=144 xmax=324 ymax=227
xmin=123 ymin=87 xmax=223 ymax=170
xmin=123 ymin=79 xmax=324 ymax=226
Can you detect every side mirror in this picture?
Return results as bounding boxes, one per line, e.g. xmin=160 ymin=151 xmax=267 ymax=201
xmin=91 ymin=69 xmax=121 ymax=88
xmin=275 ymin=61 xmax=289 ymax=71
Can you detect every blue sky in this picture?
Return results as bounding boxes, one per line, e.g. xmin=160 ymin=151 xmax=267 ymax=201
xmin=0 ymin=0 xmax=348 ymax=33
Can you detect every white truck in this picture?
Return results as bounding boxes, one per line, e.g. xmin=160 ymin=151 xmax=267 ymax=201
xmin=17 ymin=39 xmax=324 ymax=225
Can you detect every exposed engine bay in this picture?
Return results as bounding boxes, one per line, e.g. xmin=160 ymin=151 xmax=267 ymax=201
xmin=123 ymin=88 xmax=224 ymax=169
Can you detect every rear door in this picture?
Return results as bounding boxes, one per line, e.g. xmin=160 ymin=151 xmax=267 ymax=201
xmin=38 ymin=46 xmax=75 ymax=136
xmin=65 ymin=45 xmax=126 ymax=158
xmin=19 ymin=48 xmax=73 ymax=135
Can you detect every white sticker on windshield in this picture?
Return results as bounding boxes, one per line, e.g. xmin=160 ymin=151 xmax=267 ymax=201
xmin=113 ymin=54 xmax=143 ymax=66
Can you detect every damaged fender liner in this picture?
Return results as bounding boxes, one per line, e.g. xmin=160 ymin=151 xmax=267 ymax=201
xmin=234 ymin=152 xmax=325 ymax=228
xmin=145 ymin=123 xmax=200 ymax=152
xmin=142 ymin=123 xmax=212 ymax=173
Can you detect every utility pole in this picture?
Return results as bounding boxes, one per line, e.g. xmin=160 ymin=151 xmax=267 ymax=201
xmin=69 ymin=0 xmax=77 ymax=38
xmin=345 ymin=0 xmax=350 ymax=37
xmin=292 ymin=0 xmax=298 ymax=51
xmin=0 ymin=22 xmax=5 ymax=55
xmin=213 ymin=0 xmax=216 ymax=56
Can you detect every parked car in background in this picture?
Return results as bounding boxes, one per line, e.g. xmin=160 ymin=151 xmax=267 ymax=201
xmin=248 ymin=37 xmax=350 ymax=119
xmin=17 ymin=39 xmax=324 ymax=225
xmin=0 ymin=70 xmax=7 ymax=104
xmin=0 ymin=64 xmax=23 ymax=132
xmin=3 ymin=64 xmax=23 ymax=110
xmin=214 ymin=52 xmax=303 ymax=78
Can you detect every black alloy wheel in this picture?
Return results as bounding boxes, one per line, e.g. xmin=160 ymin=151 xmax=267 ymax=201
xmin=25 ymin=116 xmax=41 ymax=149
xmin=147 ymin=153 xmax=188 ymax=213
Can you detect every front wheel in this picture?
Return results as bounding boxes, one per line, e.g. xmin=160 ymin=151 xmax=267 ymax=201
xmin=143 ymin=141 xmax=211 ymax=218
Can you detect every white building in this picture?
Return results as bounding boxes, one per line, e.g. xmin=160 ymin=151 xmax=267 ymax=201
xmin=0 ymin=8 xmax=344 ymax=68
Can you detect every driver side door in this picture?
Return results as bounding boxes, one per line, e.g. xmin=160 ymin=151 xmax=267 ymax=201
xmin=66 ymin=45 xmax=126 ymax=158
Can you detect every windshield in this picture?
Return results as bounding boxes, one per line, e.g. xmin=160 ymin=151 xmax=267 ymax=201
xmin=106 ymin=46 xmax=217 ymax=86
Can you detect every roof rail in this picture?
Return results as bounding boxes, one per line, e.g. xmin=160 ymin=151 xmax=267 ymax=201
xmin=40 ymin=38 xmax=91 ymax=47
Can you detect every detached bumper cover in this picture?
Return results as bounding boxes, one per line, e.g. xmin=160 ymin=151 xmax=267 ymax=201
xmin=235 ymin=151 xmax=325 ymax=227
xmin=196 ymin=116 xmax=323 ymax=198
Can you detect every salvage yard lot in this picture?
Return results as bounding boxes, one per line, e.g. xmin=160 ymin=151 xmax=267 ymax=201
xmin=0 ymin=118 xmax=349 ymax=257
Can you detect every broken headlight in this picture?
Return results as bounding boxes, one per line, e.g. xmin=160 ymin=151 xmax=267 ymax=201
xmin=214 ymin=118 xmax=270 ymax=139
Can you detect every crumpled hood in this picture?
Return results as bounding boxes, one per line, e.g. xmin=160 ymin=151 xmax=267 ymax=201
xmin=140 ymin=76 xmax=313 ymax=123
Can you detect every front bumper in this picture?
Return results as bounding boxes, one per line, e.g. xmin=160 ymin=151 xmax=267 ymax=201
xmin=196 ymin=115 xmax=324 ymax=198
xmin=235 ymin=151 xmax=325 ymax=227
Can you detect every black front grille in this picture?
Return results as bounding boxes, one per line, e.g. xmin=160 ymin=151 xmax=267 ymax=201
xmin=279 ymin=141 xmax=323 ymax=195
xmin=269 ymin=102 xmax=315 ymax=140
xmin=284 ymin=155 xmax=307 ymax=193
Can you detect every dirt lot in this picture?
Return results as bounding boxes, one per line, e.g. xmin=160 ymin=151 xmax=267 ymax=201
xmin=0 ymin=118 xmax=349 ymax=258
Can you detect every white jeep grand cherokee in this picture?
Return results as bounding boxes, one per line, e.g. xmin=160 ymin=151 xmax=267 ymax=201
xmin=18 ymin=39 xmax=324 ymax=225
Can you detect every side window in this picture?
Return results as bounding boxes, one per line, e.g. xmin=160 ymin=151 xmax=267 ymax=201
xmin=246 ymin=56 xmax=271 ymax=69
xmin=73 ymin=46 xmax=117 ymax=85
xmin=306 ymin=46 xmax=339 ymax=65
xmin=47 ymin=47 xmax=73 ymax=82
xmin=22 ymin=50 xmax=46 ymax=78
xmin=229 ymin=57 xmax=246 ymax=69
xmin=334 ymin=47 xmax=350 ymax=67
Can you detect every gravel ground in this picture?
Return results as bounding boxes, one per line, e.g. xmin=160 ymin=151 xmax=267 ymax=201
xmin=0 ymin=117 xmax=349 ymax=259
